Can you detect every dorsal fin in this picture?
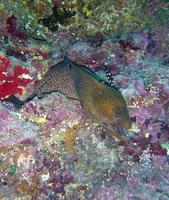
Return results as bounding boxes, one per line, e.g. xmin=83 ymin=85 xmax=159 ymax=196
xmin=64 ymin=57 xmax=100 ymax=80
xmin=64 ymin=57 xmax=119 ymax=91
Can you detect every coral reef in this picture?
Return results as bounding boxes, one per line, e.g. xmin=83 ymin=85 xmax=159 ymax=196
xmin=0 ymin=102 xmax=38 ymax=147
xmin=0 ymin=0 xmax=169 ymax=199
xmin=1 ymin=0 xmax=169 ymax=39
xmin=2 ymin=0 xmax=52 ymax=39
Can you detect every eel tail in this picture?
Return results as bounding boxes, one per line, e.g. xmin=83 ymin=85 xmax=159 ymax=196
xmin=2 ymin=93 xmax=35 ymax=109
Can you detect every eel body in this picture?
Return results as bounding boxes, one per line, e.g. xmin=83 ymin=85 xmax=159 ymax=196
xmin=5 ymin=57 xmax=132 ymax=140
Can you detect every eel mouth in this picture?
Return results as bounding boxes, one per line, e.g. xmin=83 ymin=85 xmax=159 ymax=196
xmin=102 ymin=122 xmax=131 ymax=141
xmin=112 ymin=124 xmax=130 ymax=138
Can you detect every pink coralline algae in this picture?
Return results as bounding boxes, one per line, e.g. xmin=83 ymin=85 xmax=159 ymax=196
xmin=132 ymin=32 xmax=149 ymax=51
xmin=6 ymin=48 xmax=27 ymax=62
xmin=44 ymin=169 xmax=74 ymax=195
xmin=66 ymin=40 xmax=107 ymax=71
xmin=21 ymin=93 xmax=83 ymax=136
xmin=67 ymin=41 xmax=95 ymax=61
xmin=46 ymin=108 xmax=69 ymax=126
xmin=88 ymin=32 xmax=104 ymax=47
xmin=149 ymin=28 xmax=169 ymax=57
xmin=130 ymin=102 xmax=165 ymax=126
xmin=117 ymin=61 xmax=169 ymax=160
xmin=121 ymin=89 xmax=168 ymax=159
xmin=0 ymin=11 xmax=169 ymax=199
xmin=0 ymin=109 xmax=10 ymax=120
xmin=6 ymin=15 xmax=28 ymax=41
xmin=129 ymin=82 xmax=168 ymax=136
xmin=0 ymin=103 xmax=38 ymax=147
xmin=94 ymin=186 xmax=118 ymax=200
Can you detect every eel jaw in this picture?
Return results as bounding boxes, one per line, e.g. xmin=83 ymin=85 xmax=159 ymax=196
xmin=102 ymin=123 xmax=130 ymax=141
xmin=113 ymin=125 xmax=130 ymax=138
xmin=101 ymin=121 xmax=131 ymax=141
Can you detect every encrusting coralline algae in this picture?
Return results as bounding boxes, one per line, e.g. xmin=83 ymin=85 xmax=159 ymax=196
xmin=0 ymin=0 xmax=169 ymax=199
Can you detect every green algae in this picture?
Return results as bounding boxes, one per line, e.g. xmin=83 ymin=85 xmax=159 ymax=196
xmin=0 ymin=160 xmax=3 ymax=168
xmin=2 ymin=0 xmax=52 ymax=39
xmin=161 ymin=143 xmax=169 ymax=155
xmin=7 ymin=165 xmax=17 ymax=175
xmin=155 ymin=6 xmax=169 ymax=26
xmin=1 ymin=0 xmax=168 ymax=39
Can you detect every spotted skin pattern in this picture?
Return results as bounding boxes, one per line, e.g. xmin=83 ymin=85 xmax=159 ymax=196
xmin=32 ymin=61 xmax=79 ymax=100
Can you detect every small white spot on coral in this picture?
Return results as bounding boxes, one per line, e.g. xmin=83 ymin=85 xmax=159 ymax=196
xmin=41 ymin=173 xmax=50 ymax=182
xmin=59 ymin=128 xmax=67 ymax=133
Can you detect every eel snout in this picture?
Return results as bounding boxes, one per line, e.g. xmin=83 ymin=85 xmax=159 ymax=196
xmin=113 ymin=124 xmax=131 ymax=138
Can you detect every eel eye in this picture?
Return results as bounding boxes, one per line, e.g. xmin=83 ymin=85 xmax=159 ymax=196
xmin=114 ymin=115 xmax=119 ymax=122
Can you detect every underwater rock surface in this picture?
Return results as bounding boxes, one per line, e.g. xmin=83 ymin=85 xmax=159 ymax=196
xmin=0 ymin=0 xmax=169 ymax=199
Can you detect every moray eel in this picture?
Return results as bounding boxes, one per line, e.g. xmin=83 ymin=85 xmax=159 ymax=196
xmin=5 ymin=57 xmax=132 ymax=140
